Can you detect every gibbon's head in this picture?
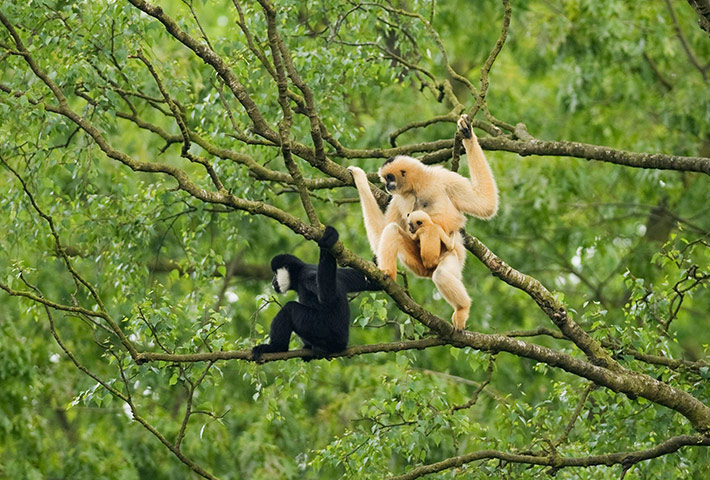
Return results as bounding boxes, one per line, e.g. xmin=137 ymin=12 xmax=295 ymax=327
xmin=407 ymin=210 xmax=433 ymax=234
xmin=270 ymin=254 xmax=305 ymax=293
xmin=378 ymin=156 xmax=426 ymax=194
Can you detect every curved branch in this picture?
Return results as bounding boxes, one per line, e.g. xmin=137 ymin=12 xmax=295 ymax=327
xmin=480 ymin=135 xmax=710 ymax=175
xmin=479 ymin=0 xmax=511 ymax=102
xmin=462 ymin=232 xmax=617 ymax=368
xmin=40 ymin=299 xmax=218 ymax=479
xmin=388 ymin=434 xmax=710 ymax=480
xmin=665 ymin=0 xmax=708 ymax=80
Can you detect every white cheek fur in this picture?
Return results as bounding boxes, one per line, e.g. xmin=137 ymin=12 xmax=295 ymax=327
xmin=275 ymin=267 xmax=290 ymax=293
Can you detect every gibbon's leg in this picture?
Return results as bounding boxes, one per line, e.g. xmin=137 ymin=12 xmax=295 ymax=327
xmin=456 ymin=115 xmax=499 ymax=219
xmin=252 ymin=301 xmax=316 ymax=359
xmin=378 ymin=223 xmax=406 ymax=280
xmin=431 ymin=253 xmax=471 ymax=330
xmin=378 ymin=223 xmax=425 ymax=280
xmin=348 ymin=166 xmax=386 ymax=254
xmin=294 ymin=310 xmax=348 ymax=355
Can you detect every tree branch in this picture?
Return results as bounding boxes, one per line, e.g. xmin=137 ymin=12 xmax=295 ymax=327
xmin=388 ymin=434 xmax=710 ymax=480
xmin=135 ymin=337 xmax=450 ymax=364
xmin=665 ymin=0 xmax=708 ymax=80
xmin=686 ymin=0 xmax=710 ymax=34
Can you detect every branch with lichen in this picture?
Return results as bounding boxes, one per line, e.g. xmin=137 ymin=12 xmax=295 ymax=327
xmin=387 ymin=434 xmax=710 ymax=480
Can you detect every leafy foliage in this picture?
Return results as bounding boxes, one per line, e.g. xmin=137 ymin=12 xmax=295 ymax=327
xmin=1 ymin=0 xmax=709 ymax=479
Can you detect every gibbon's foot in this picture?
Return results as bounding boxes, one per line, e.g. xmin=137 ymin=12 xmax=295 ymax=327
xmin=301 ymin=345 xmax=330 ymax=362
xmin=452 ymin=306 xmax=470 ymax=331
xmin=422 ymin=259 xmax=438 ymax=270
xmin=457 ymin=114 xmax=473 ymax=140
xmin=251 ymin=343 xmax=285 ymax=361
xmin=379 ymin=266 xmax=397 ymax=281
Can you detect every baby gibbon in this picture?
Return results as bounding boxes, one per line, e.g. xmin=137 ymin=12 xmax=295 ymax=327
xmin=407 ymin=210 xmax=455 ymax=270
xmin=348 ymin=114 xmax=498 ymax=330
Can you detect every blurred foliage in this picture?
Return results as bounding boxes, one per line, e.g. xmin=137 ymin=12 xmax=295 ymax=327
xmin=1 ymin=0 xmax=709 ymax=479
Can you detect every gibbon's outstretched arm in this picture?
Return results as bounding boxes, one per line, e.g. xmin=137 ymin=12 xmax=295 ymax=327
xmin=316 ymin=226 xmax=339 ymax=304
xmin=337 ymin=268 xmax=383 ymax=293
xmin=317 ymin=224 xmax=383 ymax=294
xmin=449 ymin=114 xmax=499 ymax=219
xmin=348 ymin=166 xmax=386 ymax=254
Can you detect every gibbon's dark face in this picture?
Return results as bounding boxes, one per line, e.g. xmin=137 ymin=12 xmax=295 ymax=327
xmin=379 ymin=156 xmax=410 ymax=193
xmin=408 ymin=218 xmax=424 ymax=234
xmin=270 ymin=254 xmax=303 ymax=293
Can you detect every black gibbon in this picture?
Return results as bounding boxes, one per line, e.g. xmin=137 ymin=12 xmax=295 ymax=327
xmin=251 ymin=226 xmax=381 ymax=360
xmin=348 ymin=114 xmax=498 ymax=330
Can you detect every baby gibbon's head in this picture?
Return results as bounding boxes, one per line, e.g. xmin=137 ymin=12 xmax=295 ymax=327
xmin=378 ymin=156 xmax=427 ymax=194
xmin=407 ymin=209 xmax=433 ymax=234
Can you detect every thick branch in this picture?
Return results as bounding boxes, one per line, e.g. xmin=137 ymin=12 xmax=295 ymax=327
xmin=340 ymin=132 xmax=710 ymax=175
xmin=687 ymin=0 xmax=710 ymax=34
xmin=480 ymin=135 xmax=710 ymax=175
xmin=462 ymin=232 xmax=618 ymax=369
xmin=388 ymin=434 xmax=710 ymax=480
xmin=136 ymin=337 xmax=449 ymax=364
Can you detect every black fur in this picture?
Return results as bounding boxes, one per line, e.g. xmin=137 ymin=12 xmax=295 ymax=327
xmin=252 ymin=226 xmax=381 ymax=361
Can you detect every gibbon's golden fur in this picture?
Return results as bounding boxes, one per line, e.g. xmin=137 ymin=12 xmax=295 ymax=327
xmin=407 ymin=210 xmax=456 ymax=270
xmin=348 ymin=114 xmax=498 ymax=330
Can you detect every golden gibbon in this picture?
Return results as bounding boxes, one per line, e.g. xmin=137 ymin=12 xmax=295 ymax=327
xmin=348 ymin=114 xmax=498 ymax=330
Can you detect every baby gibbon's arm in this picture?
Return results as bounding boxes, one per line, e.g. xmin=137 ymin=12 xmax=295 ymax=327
xmin=438 ymin=227 xmax=456 ymax=251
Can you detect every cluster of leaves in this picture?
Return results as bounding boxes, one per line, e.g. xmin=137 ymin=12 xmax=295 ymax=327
xmin=1 ymin=0 xmax=709 ymax=479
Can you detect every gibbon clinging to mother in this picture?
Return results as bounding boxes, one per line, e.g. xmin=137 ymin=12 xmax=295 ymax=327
xmin=407 ymin=210 xmax=456 ymax=270
xmin=348 ymin=114 xmax=498 ymax=330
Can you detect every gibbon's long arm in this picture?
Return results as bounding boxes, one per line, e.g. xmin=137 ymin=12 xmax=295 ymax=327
xmin=448 ymin=115 xmax=499 ymax=219
xmin=316 ymin=228 xmax=339 ymax=304
xmin=348 ymin=167 xmax=386 ymax=254
xmin=337 ymin=268 xmax=383 ymax=293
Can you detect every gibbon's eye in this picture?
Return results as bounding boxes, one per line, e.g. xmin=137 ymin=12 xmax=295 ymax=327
xmin=416 ymin=221 xmax=422 ymax=225
xmin=400 ymin=170 xmax=406 ymax=176
xmin=384 ymin=173 xmax=395 ymax=183
xmin=421 ymin=202 xmax=429 ymax=208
